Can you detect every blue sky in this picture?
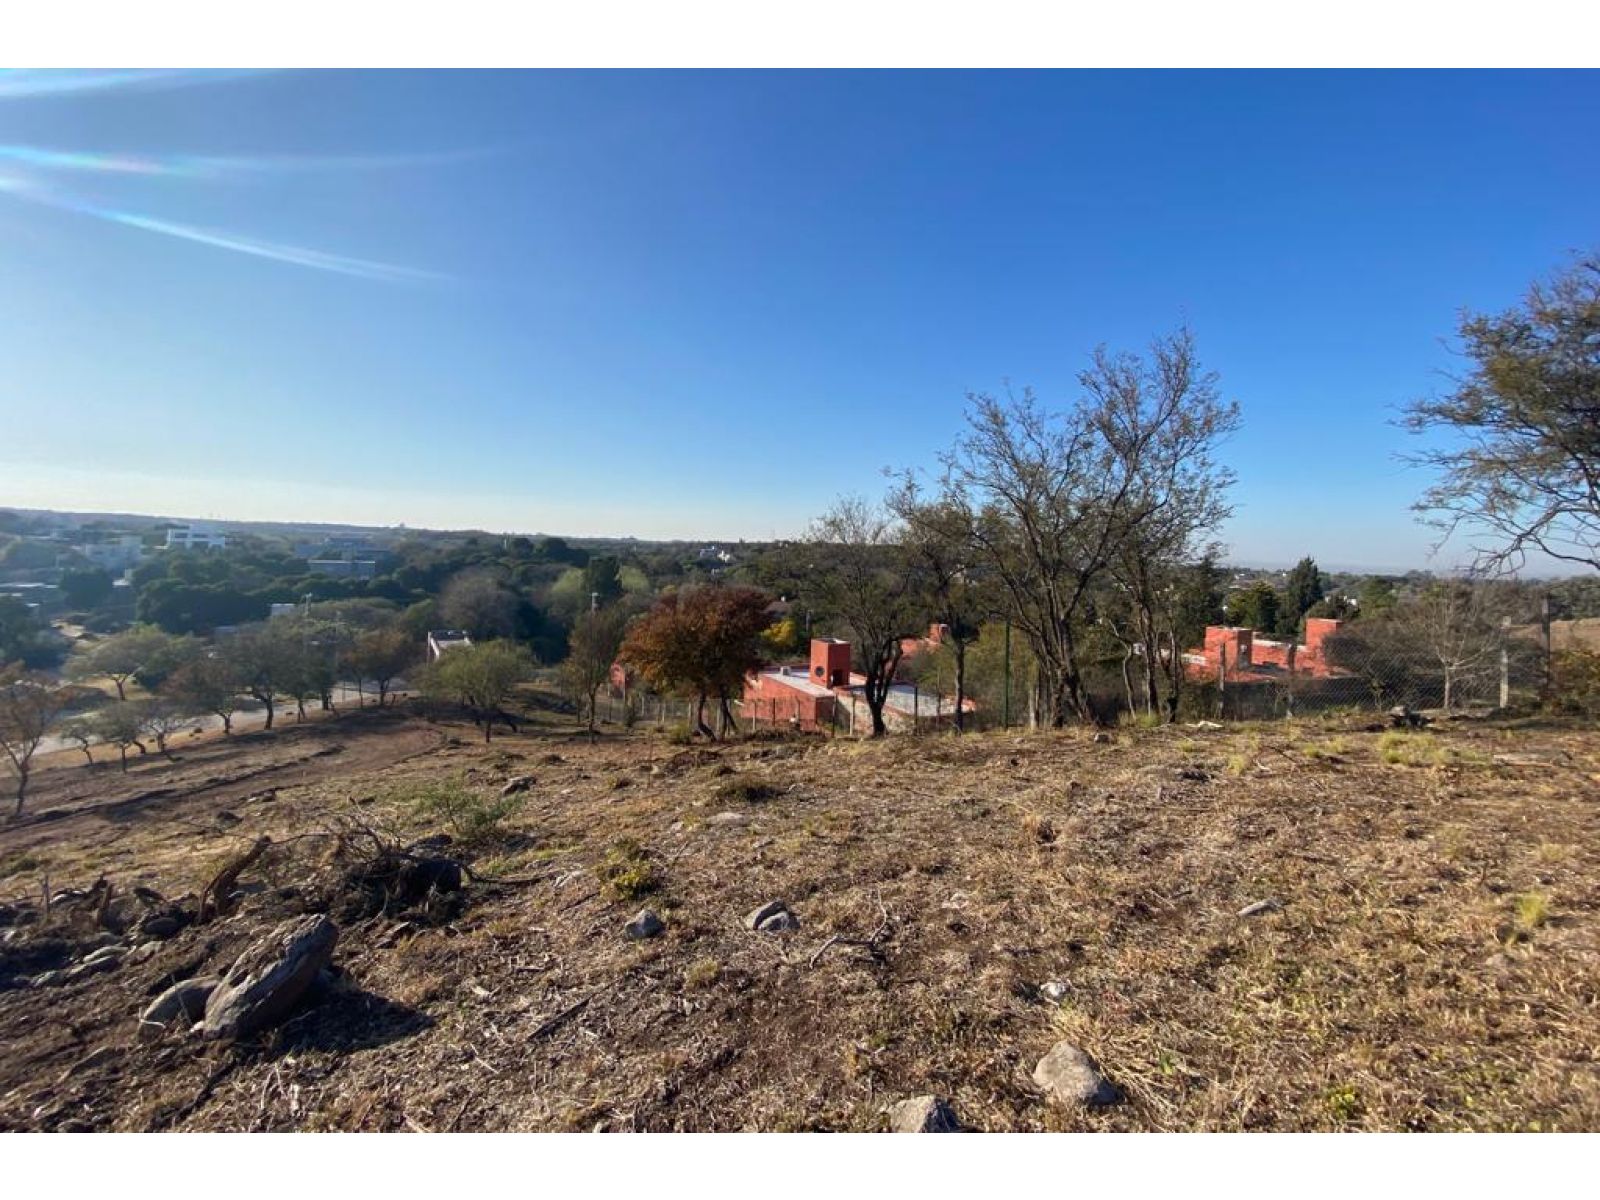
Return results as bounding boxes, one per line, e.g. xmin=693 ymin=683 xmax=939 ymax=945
xmin=1 ymin=69 xmax=1596 ymax=570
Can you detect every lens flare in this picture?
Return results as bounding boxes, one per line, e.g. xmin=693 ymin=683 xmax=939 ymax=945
xmin=0 ymin=175 xmax=437 ymax=283
xmin=0 ymin=69 xmax=241 ymax=100
xmin=0 ymin=144 xmax=487 ymax=181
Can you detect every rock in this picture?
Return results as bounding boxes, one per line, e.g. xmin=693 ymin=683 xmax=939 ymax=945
xmin=889 ymin=1095 xmax=961 ymax=1132
xmin=1039 ymin=979 xmax=1071 ymax=1005
xmin=1033 ymin=1041 xmax=1118 ymax=1107
xmin=31 ymin=969 xmax=69 ymax=988
xmin=746 ymin=900 xmax=798 ymax=932
xmin=1237 ymin=898 xmax=1283 ymax=918
xmin=706 ymin=811 xmax=751 ymax=827
xmin=624 ymin=909 xmax=665 ymax=940
xmin=139 ymin=976 xmax=221 ymax=1035
xmin=139 ymin=914 xmax=184 ymax=940
xmin=1090 ymin=731 xmax=1113 ymax=745
xmin=80 ymin=944 xmax=126 ymax=967
xmin=500 ymin=775 xmax=536 ymax=797
xmin=202 ymin=914 xmax=338 ymax=1041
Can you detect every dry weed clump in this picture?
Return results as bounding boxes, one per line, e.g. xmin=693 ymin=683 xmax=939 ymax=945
xmin=597 ymin=837 xmax=660 ymax=902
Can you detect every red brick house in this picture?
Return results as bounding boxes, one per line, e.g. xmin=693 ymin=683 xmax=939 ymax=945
xmin=1184 ymin=617 xmax=1348 ymax=682
xmin=742 ymin=637 xmax=973 ymax=733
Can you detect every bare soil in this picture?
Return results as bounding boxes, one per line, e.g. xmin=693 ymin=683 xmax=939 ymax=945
xmin=1 ymin=702 xmax=1597 ymax=1132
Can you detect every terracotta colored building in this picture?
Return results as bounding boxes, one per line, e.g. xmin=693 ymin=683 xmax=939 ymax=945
xmin=743 ymin=637 xmax=973 ymax=733
xmin=1185 ymin=617 xmax=1347 ymax=682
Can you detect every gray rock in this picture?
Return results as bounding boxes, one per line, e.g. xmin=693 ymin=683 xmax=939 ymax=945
xmin=706 ymin=811 xmax=751 ymax=827
xmin=500 ymin=775 xmax=536 ymax=797
xmin=746 ymin=900 xmax=798 ymax=932
xmin=889 ymin=1095 xmax=961 ymax=1132
xmin=139 ymin=976 xmax=221 ymax=1035
xmin=79 ymin=945 xmax=126 ymax=967
xmin=1033 ymin=1041 xmax=1118 ymax=1107
xmin=625 ymin=909 xmax=664 ymax=940
xmin=202 ymin=914 xmax=338 ymax=1041
xmin=1039 ymin=979 xmax=1071 ymax=1005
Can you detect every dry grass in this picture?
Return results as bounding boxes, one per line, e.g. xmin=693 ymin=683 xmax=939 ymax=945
xmin=1 ymin=705 xmax=1597 ymax=1132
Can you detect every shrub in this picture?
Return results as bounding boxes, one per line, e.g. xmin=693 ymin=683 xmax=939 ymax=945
xmin=396 ymin=775 xmax=524 ymax=848
xmin=714 ymin=779 xmax=780 ymax=804
xmin=597 ymin=837 xmax=659 ymax=901
xmin=1550 ymin=649 xmax=1600 ymax=716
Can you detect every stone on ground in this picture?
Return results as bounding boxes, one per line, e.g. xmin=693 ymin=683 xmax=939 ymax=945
xmin=139 ymin=976 xmax=221 ymax=1035
xmin=202 ymin=914 xmax=339 ymax=1041
xmin=745 ymin=900 xmax=798 ymax=932
xmin=1033 ymin=1040 xmax=1118 ymax=1107
xmin=889 ymin=1095 xmax=962 ymax=1132
xmin=625 ymin=909 xmax=665 ymax=939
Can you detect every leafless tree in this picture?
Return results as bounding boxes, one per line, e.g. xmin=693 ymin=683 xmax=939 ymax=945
xmin=943 ymin=328 xmax=1238 ymax=726
xmin=807 ymin=498 xmax=921 ymax=737
xmin=0 ymin=666 xmax=71 ymax=815
xmin=1405 ymin=252 xmax=1600 ymax=575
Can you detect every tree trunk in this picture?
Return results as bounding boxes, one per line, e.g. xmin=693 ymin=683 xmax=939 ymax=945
xmin=119 ymin=745 xmax=128 ymax=772
xmin=13 ymin=771 xmax=26 ymax=817
xmin=262 ymin=696 xmax=275 ymax=730
xmin=953 ymin=642 xmax=967 ymax=733
xmin=221 ymin=712 xmax=233 ymax=736
xmin=694 ymin=692 xmax=716 ymax=740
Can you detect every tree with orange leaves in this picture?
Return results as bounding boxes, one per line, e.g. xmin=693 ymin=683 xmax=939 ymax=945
xmin=619 ymin=586 xmax=772 ymax=739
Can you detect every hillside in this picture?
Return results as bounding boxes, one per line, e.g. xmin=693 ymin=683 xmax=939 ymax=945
xmin=1 ymin=704 xmax=1597 ymax=1131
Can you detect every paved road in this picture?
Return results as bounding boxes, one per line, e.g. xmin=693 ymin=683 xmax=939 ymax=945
xmin=37 ymin=683 xmax=412 ymax=758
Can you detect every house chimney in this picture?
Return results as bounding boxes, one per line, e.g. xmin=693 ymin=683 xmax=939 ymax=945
xmin=810 ymin=638 xmax=852 ymax=689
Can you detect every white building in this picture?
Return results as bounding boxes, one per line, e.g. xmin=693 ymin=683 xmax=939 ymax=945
xmin=427 ymin=629 xmax=473 ymax=661
xmin=165 ymin=524 xmax=229 ymax=551
xmin=78 ymin=535 xmax=146 ymax=571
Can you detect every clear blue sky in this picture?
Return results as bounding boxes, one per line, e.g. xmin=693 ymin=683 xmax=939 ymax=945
xmin=1 ymin=69 xmax=1596 ymax=570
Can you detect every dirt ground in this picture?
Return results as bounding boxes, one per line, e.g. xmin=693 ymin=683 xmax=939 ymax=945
xmin=1 ymin=700 xmax=1597 ymax=1132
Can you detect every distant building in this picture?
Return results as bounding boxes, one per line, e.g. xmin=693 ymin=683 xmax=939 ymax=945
xmin=165 ymin=524 xmax=229 ymax=551
xmin=77 ymin=535 xmax=146 ymax=571
xmin=742 ymin=637 xmax=974 ymax=733
xmin=307 ymin=558 xmax=378 ymax=580
xmin=294 ymin=536 xmax=382 ymax=560
xmin=269 ymin=603 xmax=300 ymax=619
xmin=427 ymin=629 xmax=473 ymax=661
xmin=1184 ymin=617 xmax=1348 ymax=682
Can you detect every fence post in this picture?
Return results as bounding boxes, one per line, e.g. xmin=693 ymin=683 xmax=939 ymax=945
xmin=1499 ymin=616 xmax=1512 ymax=709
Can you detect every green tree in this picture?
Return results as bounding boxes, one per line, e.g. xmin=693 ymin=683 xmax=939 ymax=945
xmin=60 ymin=568 xmax=115 ymax=612
xmin=561 ymin=606 xmax=629 ymax=738
xmin=67 ymin=624 xmax=189 ymax=701
xmin=1279 ymin=557 xmax=1325 ymax=639
xmin=1225 ymin=581 xmax=1281 ymax=634
xmin=583 ymin=556 xmax=624 ymax=607
xmin=418 ymin=640 xmax=535 ymax=742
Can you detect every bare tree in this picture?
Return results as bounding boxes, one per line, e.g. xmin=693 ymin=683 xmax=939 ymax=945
xmin=944 ymin=328 xmax=1236 ymax=726
xmin=1405 ymin=252 xmax=1600 ymax=574
xmin=807 ymin=498 xmax=921 ymax=737
xmin=888 ymin=479 xmax=986 ymax=731
xmin=0 ymin=666 xmax=71 ymax=815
